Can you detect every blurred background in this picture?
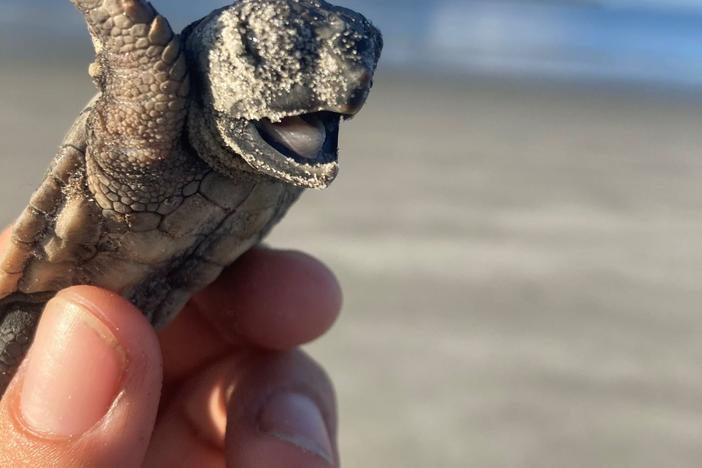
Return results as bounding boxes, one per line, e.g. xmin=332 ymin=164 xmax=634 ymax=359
xmin=2 ymin=1 xmax=702 ymax=466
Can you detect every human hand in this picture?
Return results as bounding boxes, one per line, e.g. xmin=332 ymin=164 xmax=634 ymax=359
xmin=0 ymin=227 xmax=342 ymax=467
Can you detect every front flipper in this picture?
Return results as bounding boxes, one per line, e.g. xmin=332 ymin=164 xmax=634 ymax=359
xmin=72 ymin=0 xmax=190 ymax=154
xmin=71 ymin=0 xmax=204 ymax=227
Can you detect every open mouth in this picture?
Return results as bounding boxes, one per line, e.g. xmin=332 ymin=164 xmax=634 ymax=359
xmin=256 ymin=112 xmax=341 ymax=165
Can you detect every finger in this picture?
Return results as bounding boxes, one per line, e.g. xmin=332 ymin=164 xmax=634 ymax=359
xmin=0 ymin=286 xmax=162 ymax=467
xmin=228 ymin=350 xmax=338 ymax=468
xmin=146 ymin=350 xmax=338 ymax=468
xmin=144 ymin=357 xmax=241 ymax=468
xmin=0 ymin=227 xmax=10 ymax=250
xmin=159 ymin=248 xmax=342 ymax=383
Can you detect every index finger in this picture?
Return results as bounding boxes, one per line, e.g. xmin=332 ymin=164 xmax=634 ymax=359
xmin=0 ymin=228 xmax=10 ymax=250
xmin=158 ymin=248 xmax=342 ymax=385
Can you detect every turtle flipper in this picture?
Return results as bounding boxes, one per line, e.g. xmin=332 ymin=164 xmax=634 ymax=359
xmin=70 ymin=0 xmax=201 ymax=222
xmin=0 ymin=302 xmax=43 ymax=394
xmin=70 ymin=0 xmax=190 ymax=156
xmin=0 ymin=106 xmax=91 ymax=397
xmin=0 ymin=156 xmax=87 ymax=396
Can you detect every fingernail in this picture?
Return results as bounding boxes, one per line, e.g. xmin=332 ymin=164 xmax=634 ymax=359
xmin=259 ymin=393 xmax=334 ymax=465
xmin=19 ymin=296 xmax=126 ymax=437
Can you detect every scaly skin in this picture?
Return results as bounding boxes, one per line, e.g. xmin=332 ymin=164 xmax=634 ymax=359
xmin=0 ymin=0 xmax=382 ymax=394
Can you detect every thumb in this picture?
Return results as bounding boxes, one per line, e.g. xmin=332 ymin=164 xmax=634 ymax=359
xmin=0 ymin=286 xmax=163 ymax=467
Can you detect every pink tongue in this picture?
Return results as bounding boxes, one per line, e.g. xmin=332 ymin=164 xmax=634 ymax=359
xmin=260 ymin=116 xmax=326 ymax=159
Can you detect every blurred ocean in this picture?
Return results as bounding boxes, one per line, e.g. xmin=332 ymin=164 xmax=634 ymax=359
xmin=3 ymin=0 xmax=702 ymax=87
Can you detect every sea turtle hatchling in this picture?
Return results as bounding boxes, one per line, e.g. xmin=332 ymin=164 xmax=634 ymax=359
xmin=0 ymin=0 xmax=382 ymax=393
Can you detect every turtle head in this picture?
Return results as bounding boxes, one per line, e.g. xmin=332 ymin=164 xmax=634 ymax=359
xmin=185 ymin=0 xmax=383 ymax=189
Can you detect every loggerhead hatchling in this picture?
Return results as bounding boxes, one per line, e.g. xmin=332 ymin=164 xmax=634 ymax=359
xmin=0 ymin=0 xmax=382 ymax=393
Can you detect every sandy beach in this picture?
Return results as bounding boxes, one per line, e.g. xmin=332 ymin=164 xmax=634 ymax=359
xmin=2 ymin=59 xmax=702 ymax=467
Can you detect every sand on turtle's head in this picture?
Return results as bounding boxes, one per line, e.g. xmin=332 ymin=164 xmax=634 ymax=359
xmin=186 ymin=0 xmax=382 ymax=123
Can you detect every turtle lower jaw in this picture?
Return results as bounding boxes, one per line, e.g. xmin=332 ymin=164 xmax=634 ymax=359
xmin=255 ymin=111 xmax=341 ymax=166
xmin=209 ymin=109 xmax=343 ymax=190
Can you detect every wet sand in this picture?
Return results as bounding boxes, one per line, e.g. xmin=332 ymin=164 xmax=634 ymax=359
xmin=2 ymin=63 xmax=702 ymax=467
